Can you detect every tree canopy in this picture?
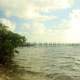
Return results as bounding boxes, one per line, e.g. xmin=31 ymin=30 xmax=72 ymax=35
xmin=0 ymin=23 xmax=26 ymax=65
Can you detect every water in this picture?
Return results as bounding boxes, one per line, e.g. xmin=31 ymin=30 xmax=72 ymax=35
xmin=1 ymin=45 xmax=80 ymax=80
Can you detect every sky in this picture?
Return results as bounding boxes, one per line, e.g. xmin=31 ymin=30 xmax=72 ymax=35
xmin=0 ymin=0 xmax=80 ymax=43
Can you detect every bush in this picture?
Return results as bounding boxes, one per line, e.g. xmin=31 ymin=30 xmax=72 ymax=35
xmin=0 ymin=23 xmax=26 ymax=65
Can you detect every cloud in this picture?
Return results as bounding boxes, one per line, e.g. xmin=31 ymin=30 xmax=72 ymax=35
xmin=21 ymin=19 xmax=66 ymax=43
xmin=1 ymin=0 xmax=79 ymax=43
xmin=21 ymin=9 xmax=80 ymax=43
xmin=35 ymin=0 xmax=74 ymax=12
xmin=0 ymin=0 xmax=74 ymax=19
xmin=34 ymin=15 xmax=57 ymax=22
xmin=65 ymin=9 xmax=80 ymax=43
xmin=0 ymin=18 xmax=16 ymax=31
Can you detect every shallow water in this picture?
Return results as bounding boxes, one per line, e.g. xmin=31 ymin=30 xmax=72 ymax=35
xmin=1 ymin=45 xmax=80 ymax=80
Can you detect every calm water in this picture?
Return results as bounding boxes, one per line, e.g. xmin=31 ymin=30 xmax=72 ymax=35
xmin=1 ymin=45 xmax=80 ymax=80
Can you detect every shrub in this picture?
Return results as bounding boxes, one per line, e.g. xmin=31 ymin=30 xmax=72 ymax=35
xmin=0 ymin=23 xmax=26 ymax=65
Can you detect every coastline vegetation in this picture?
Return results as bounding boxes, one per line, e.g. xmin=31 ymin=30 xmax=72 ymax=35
xmin=0 ymin=23 xmax=26 ymax=65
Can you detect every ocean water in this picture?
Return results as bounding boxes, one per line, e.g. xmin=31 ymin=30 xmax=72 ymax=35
xmin=1 ymin=45 xmax=80 ymax=80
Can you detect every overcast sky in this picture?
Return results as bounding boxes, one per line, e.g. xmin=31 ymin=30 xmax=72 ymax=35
xmin=0 ymin=0 xmax=80 ymax=43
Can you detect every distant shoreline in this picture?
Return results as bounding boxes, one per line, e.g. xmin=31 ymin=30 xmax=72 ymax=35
xmin=22 ymin=43 xmax=80 ymax=47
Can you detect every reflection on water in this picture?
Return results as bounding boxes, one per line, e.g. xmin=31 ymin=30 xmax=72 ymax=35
xmin=1 ymin=45 xmax=80 ymax=80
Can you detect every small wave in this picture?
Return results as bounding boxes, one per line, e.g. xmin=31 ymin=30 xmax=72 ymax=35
xmin=46 ymin=73 xmax=73 ymax=80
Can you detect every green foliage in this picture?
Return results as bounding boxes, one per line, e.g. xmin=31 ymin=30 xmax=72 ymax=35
xmin=0 ymin=23 xmax=26 ymax=65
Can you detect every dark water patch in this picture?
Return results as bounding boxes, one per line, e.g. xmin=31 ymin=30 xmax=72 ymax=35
xmin=61 ymin=56 xmax=75 ymax=60
xmin=25 ymin=70 xmax=43 ymax=75
xmin=46 ymin=73 xmax=59 ymax=78
xmin=53 ymin=75 xmax=73 ymax=80
xmin=46 ymin=73 xmax=74 ymax=80
xmin=77 ymin=59 xmax=80 ymax=61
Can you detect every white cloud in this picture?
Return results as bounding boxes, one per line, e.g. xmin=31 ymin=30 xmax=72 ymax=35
xmin=0 ymin=18 xmax=16 ymax=31
xmin=21 ymin=9 xmax=80 ymax=43
xmin=65 ymin=9 xmax=80 ymax=43
xmin=21 ymin=20 xmax=66 ymax=43
xmin=1 ymin=0 xmax=79 ymax=43
xmin=35 ymin=0 xmax=74 ymax=12
xmin=0 ymin=0 xmax=74 ymax=19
